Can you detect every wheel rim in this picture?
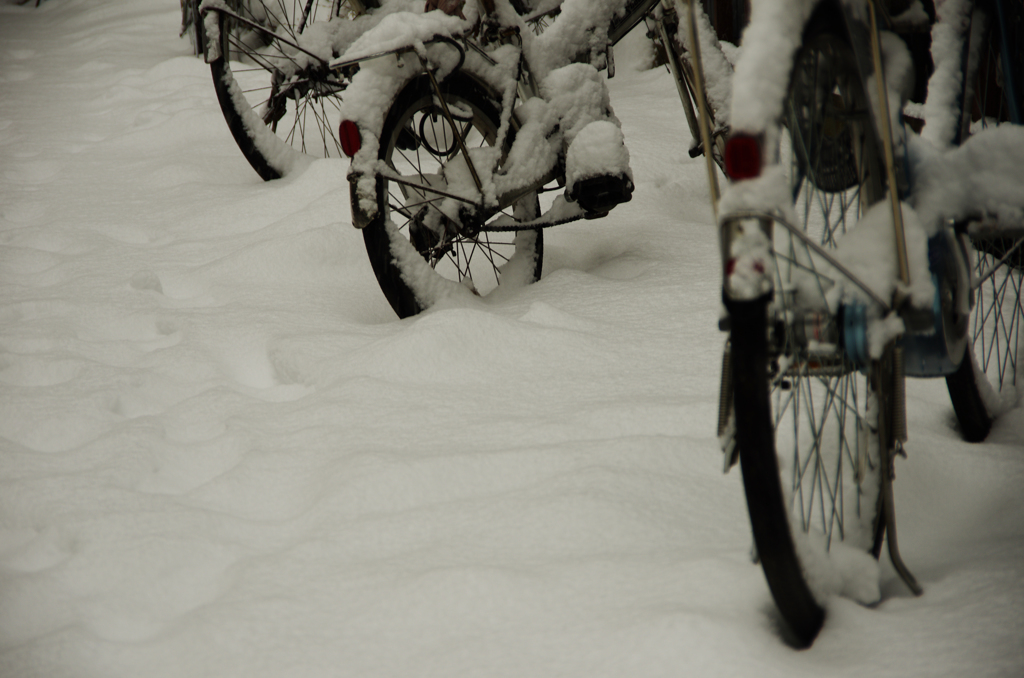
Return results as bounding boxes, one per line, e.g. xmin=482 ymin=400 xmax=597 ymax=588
xmin=380 ymin=88 xmax=538 ymax=297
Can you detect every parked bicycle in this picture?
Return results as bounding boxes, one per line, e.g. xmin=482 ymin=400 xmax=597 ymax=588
xmin=709 ymin=0 xmax=1023 ymax=647
xmin=199 ymin=0 xmax=735 ymax=317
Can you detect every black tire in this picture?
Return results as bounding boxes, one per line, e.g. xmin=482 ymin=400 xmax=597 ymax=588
xmin=363 ymin=73 xmax=543 ymax=318
xmin=207 ymin=0 xmax=369 ymax=180
xmin=945 ymin=2 xmax=1023 ymax=441
xmin=732 ymin=20 xmax=889 ymax=647
xmin=728 ymin=298 xmax=825 ymax=646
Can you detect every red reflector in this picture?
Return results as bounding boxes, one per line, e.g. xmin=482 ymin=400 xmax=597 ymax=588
xmin=724 ymin=134 xmax=761 ymax=180
xmin=339 ymin=120 xmax=361 ymax=157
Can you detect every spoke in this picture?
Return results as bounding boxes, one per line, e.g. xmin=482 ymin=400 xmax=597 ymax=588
xmin=227 ymin=33 xmax=301 ymax=74
xmin=395 ymin=143 xmax=442 ymax=191
xmin=308 ymin=98 xmax=335 ymax=155
xmin=977 ymin=261 xmax=1015 ymax=381
xmin=774 ymin=244 xmax=839 ymax=289
xmin=482 ymin=233 xmax=512 ymax=265
xmin=460 ymin=239 xmax=478 ymax=279
xmin=389 ymin=195 xmax=442 ymax=215
xmin=478 ymin=233 xmax=509 ymax=283
xmin=825 ymin=376 xmax=852 ymax=544
xmin=294 ymin=96 xmax=309 ymax=151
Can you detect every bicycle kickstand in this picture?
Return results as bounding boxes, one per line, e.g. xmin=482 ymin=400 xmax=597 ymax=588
xmin=880 ymin=345 xmax=923 ymax=596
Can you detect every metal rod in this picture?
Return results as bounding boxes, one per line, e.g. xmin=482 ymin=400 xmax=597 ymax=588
xmin=329 ymin=45 xmax=417 ymax=71
xmin=867 ymin=0 xmax=912 ymax=290
xmin=377 ymin=166 xmax=480 ymax=204
xmin=877 ymin=352 xmax=923 ymax=596
xmin=657 ymin=15 xmax=703 ymax=150
xmin=683 ymin=0 xmax=720 ymax=215
xmin=329 ymin=35 xmax=464 ymax=72
xmin=882 ymin=444 xmax=923 ymax=594
xmin=892 ymin=345 xmax=907 ymax=442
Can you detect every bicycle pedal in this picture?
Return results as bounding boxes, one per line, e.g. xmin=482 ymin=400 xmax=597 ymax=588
xmin=567 ymin=173 xmax=633 ymax=217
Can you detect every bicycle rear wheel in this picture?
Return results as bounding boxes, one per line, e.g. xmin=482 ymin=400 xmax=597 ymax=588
xmin=363 ymin=73 xmax=543 ymax=317
xmin=730 ymin=21 xmax=889 ymax=647
xmin=207 ymin=0 xmax=370 ymax=180
xmin=945 ymin=1 xmax=1023 ymax=441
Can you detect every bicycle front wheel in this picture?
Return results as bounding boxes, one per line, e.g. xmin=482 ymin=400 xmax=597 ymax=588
xmin=363 ymin=73 xmax=543 ymax=318
xmin=731 ymin=18 xmax=889 ymax=647
xmin=207 ymin=0 xmax=369 ymax=180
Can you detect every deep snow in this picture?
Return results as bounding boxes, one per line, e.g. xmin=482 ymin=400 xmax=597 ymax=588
xmin=1 ymin=1 xmax=1022 ymax=676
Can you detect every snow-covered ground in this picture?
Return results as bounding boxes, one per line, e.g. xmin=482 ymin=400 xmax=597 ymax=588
xmin=1 ymin=1 xmax=1022 ymax=676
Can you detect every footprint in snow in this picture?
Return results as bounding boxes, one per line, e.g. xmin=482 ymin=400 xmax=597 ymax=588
xmin=219 ymin=343 xmax=313 ymax=401
xmin=129 ymin=269 xmax=163 ymax=294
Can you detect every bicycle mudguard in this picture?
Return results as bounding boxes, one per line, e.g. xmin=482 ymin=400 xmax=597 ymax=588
xmin=348 ymin=172 xmax=380 ymax=229
xmin=720 ymin=213 xmax=774 ymax=302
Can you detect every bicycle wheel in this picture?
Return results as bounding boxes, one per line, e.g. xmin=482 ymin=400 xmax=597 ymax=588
xmin=208 ymin=0 xmax=370 ymax=180
xmin=363 ymin=73 xmax=543 ymax=318
xmin=945 ymin=2 xmax=1023 ymax=441
xmin=730 ymin=22 xmax=889 ymax=647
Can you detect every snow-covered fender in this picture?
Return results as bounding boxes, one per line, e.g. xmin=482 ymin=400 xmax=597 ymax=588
xmin=716 ymin=166 xmax=792 ymax=303
xmin=348 ymin=171 xmax=381 ymax=230
xmin=198 ymin=0 xmax=227 ymax=63
xmin=720 ymin=215 xmax=774 ymax=302
xmin=727 ymin=0 xmax=820 ymax=140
